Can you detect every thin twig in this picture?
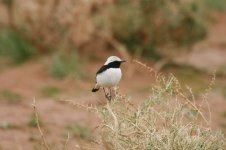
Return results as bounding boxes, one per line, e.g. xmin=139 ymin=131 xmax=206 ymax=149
xmin=60 ymin=99 xmax=97 ymax=113
xmin=200 ymin=72 xmax=215 ymax=125
xmin=133 ymin=59 xmax=209 ymax=125
xmin=32 ymin=98 xmax=51 ymax=150
xmin=132 ymin=59 xmax=157 ymax=76
xmin=179 ymin=92 xmax=209 ymax=125
xmin=63 ymin=132 xmax=70 ymax=150
xmin=106 ymin=102 xmax=118 ymax=130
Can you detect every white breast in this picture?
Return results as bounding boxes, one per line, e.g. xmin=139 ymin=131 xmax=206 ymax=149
xmin=96 ymin=68 xmax=122 ymax=88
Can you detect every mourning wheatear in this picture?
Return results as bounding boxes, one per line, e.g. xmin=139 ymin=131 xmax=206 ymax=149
xmin=92 ymin=56 xmax=126 ymax=101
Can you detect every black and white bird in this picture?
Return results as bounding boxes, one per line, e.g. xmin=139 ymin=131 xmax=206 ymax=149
xmin=92 ymin=56 xmax=126 ymax=101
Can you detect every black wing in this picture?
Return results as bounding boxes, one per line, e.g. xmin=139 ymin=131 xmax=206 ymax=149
xmin=96 ymin=65 xmax=108 ymax=75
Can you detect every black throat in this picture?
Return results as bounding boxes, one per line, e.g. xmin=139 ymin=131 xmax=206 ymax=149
xmin=107 ymin=61 xmax=122 ymax=68
xmin=96 ymin=61 xmax=122 ymax=75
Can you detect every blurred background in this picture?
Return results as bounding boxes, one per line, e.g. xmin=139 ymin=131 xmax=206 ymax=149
xmin=0 ymin=0 xmax=226 ymax=149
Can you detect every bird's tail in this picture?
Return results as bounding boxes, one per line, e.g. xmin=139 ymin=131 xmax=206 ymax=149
xmin=92 ymin=84 xmax=100 ymax=92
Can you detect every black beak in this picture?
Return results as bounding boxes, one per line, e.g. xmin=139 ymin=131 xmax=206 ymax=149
xmin=121 ymin=60 xmax=126 ymax=63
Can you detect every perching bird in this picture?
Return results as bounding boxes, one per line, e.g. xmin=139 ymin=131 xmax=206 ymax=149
xmin=92 ymin=56 xmax=126 ymax=101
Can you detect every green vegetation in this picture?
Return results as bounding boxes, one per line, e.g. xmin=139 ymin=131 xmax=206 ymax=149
xmin=28 ymin=114 xmax=43 ymax=128
xmin=215 ymin=85 xmax=226 ymax=99
xmin=222 ymin=111 xmax=226 ymax=118
xmin=174 ymin=67 xmax=209 ymax=93
xmin=0 ymin=90 xmax=22 ymax=103
xmin=222 ymin=86 xmax=226 ymax=98
xmin=0 ymin=121 xmax=22 ymax=129
xmin=206 ymin=0 xmax=226 ymax=11
xmin=94 ymin=0 xmax=208 ymax=60
xmin=50 ymin=51 xmax=80 ymax=79
xmin=40 ymin=86 xmax=61 ymax=98
xmin=0 ymin=0 xmax=222 ymax=62
xmin=66 ymin=123 xmax=92 ymax=140
xmin=217 ymin=64 xmax=226 ymax=76
xmin=33 ymin=144 xmax=46 ymax=150
xmin=0 ymin=121 xmax=10 ymax=129
xmin=0 ymin=28 xmax=33 ymax=63
xmin=1 ymin=0 xmax=14 ymax=6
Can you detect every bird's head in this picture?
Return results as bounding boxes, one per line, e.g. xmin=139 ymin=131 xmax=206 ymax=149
xmin=104 ymin=56 xmax=126 ymax=65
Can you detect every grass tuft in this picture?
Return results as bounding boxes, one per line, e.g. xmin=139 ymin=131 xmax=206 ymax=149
xmin=206 ymin=0 xmax=226 ymax=11
xmin=0 ymin=90 xmax=22 ymax=103
xmin=40 ymin=86 xmax=61 ymax=98
xmin=1 ymin=0 xmax=14 ymax=6
xmin=66 ymin=123 xmax=92 ymax=140
xmin=0 ymin=28 xmax=33 ymax=63
xmin=0 ymin=121 xmax=10 ymax=129
xmin=28 ymin=113 xmax=43 ymax=128
xmin=50 ymin=51 xmax=79 ymax=79
xmin=221 ymin=85 xmax=226 ymax=98
xmin=0 ymin=121 xmax=22 ymax=129
xmin=222 ymin=111 xmax=226 ymax=118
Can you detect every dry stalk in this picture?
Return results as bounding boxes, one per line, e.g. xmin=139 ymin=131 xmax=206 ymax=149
xmin=178 ymin=91 xmax=210 ymax=125
xmin=60 ymin=99 xmax=97 ymax=113
xmin=106 ymin=102 xmax=119 ymax=130
xmin=32 ymin=98 xmax=51 ymax=150
xmin=132 ymin=59 xmax=210 ymax=125
xmin=132 ymin=59 xmax=157 ymax=76
xmin=200 ymin=71 xmax=216 ymax=125
xmin=63 ymin=132 xmax=70 ymax=150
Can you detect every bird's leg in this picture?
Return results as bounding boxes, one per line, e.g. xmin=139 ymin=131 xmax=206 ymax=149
xmin=109 ymin=88 xmax=112 ymax=101
xmin=114 ymin=86 xmax=118 ymax=96
xmin=103 ymin=87 xmax=108 ymax=97
xmin=106 ymin=88 xmax=111 ymax=101
xmin=103 ymin=87 xmax=111 ymax=101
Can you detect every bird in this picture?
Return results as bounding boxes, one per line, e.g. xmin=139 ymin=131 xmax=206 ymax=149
xmin=92 ymin=56 xmax=126 ymax=101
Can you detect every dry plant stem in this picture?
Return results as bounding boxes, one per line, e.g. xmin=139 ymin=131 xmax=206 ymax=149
xmin=133 ymin=59 xmax=210 ymax=125
xmin=201 ymin=72 xmax=215 ymax=124
xmin=132 ymin=59 xmax=157 ymax=76
xmin=63 ymin=132 xmax=70 ymax=150
xmin=32 ymin=98 xmax=51 ymax=150
xmin=60 ymin=100 xmax=97 ymax=113
xmin=179 ymin=92 xmax=209 ymax=125
xmin=179 ymin=72 xmax=216 ymax=125
xmin=106 ymin=102 xmax=119 ymax=131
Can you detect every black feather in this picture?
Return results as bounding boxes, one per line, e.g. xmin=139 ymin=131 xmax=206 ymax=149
xmin=92 ymin=88 xmax=99 ymax=92
xmin=96 ymin=61 xmax=122 ymax=75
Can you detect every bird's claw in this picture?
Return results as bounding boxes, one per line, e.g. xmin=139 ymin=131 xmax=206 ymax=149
xmin=103 ymin=87 xmax=112 ymax=101
xmin=105 ymin=93 xmax=111 ymax=101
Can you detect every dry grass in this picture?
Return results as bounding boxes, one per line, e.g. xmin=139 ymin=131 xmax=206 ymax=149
xmin=93 ymin=61 xmax=225 ymax=150
xmin=33 ymin=60 xmax=225 ymax=150
xmin=96 ymin=81 xmax=225 ymax=149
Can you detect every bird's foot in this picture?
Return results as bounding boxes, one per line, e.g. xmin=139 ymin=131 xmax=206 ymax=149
xmin=103 ymin=87 xmax=112 ymax=101
xmin=105 ymin=93 xmax=111 ymax=101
